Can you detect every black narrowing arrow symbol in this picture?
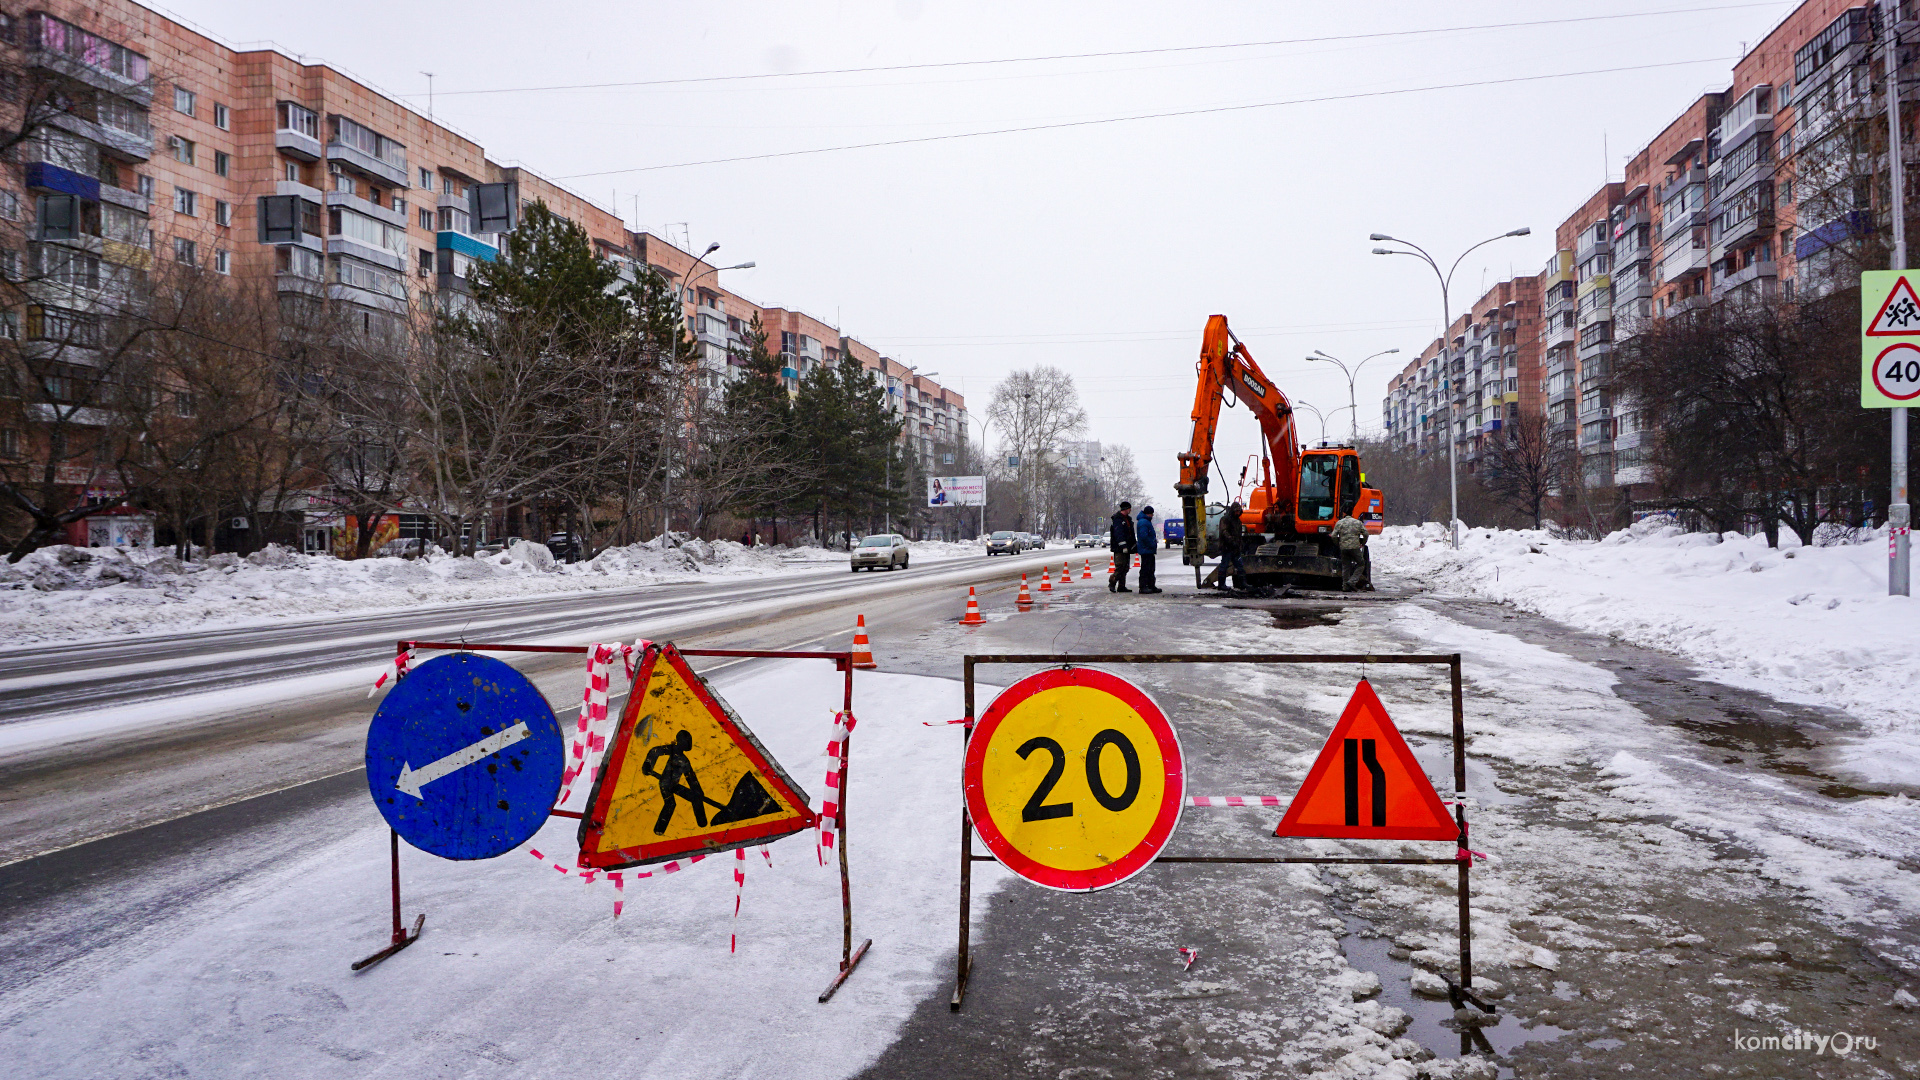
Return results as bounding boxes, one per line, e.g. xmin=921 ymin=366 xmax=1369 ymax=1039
xmin=1342 ymin=738 xmax=1387 ymax=827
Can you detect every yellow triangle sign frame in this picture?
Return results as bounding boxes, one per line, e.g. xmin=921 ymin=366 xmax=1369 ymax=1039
xmin=578 ymin=643 xmax=815 ymax=869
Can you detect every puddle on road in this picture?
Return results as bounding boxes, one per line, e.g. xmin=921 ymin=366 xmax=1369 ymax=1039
xmin=1337 ymin=913 xmax=1570 ymax=1077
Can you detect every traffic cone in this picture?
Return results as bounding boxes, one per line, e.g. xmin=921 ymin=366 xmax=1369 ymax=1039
xmin=1039 ymin=567 xmax=1053 ymax=593
xmin=1062 ymin=561 xmax=1073 ymax=586
xmin=1082 ymin=559 xmax=1092 ymax=580
xmin=1107 ymin=555 xmax=1115 ymax=575
xmin=959 ymin=586 xmax=984 ymax=626
xmin=1017 ymin=574 xmax=1033 ymax=608
xmin=1133 ymin=554 xmax=1141 ymax=569
xmin=850 ymin=614 xmax=877 ymax=669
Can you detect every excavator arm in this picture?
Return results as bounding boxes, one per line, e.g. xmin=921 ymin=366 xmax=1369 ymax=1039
xmin=1176 ymin=315 xmax=1301 ymax=563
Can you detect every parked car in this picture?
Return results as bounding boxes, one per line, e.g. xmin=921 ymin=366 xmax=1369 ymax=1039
xmin=1072 ymin=533 xmax=1098 ymax=548
xmin=985 ymin=530 xmax=1020 ymax=555
xmin=1020 ymin=533 xmax=1043 ymax=551
xmin=546 ymin=532 xmax=580 ymax=563
xmin=850 ymin=533 xmax=910 ymax=571
xmin=377 ymin=537 xmax=431 ymax=559
xmin=1163 ymin=518 xmax=1185 ymax=549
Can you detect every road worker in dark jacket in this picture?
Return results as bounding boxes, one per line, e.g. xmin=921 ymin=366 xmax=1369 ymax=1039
xmin=1205 ymin=501 xmax=1249 ymax=590
xmin=1108 ymin=501 xmax=1136 ymax=593
xmin=1135 ymin=506 xmax=1162 ymax=594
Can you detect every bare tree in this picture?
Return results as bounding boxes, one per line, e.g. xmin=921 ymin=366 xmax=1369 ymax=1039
xmin=986 ymin=366 xmax=1087 ymax=532
xmin=1476 ymin=412 xmax=1571 ymax=527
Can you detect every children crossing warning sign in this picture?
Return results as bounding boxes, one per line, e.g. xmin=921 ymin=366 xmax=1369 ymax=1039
xmin=578 ymin=643 xmax=815 ymax=869
xmin=1273 ymin=680 xmax=1458 ymax=841
xmin=1862 ymin=271 xmax=1920 ymax=406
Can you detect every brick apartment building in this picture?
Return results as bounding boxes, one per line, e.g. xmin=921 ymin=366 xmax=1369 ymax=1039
xmin=6 ymin=0 xmax=962 ymax=548
xmin=1387 ymin=0 xmax=1906 ymax=508
xmin=1379 ymin=276 xmax=1541 ymax=471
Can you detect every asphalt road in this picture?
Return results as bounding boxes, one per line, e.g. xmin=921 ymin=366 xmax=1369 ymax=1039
xmin=4 ymin=546 xmax=1916 ymax=1078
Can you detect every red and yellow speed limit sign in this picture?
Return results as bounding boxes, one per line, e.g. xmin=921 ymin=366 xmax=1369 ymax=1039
xmin=964 ymin=667 xmax=1184 ymax=892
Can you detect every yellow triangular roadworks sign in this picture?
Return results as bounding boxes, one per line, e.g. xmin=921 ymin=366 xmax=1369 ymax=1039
xmin=578 ymin=643 xmax=814 ymax=869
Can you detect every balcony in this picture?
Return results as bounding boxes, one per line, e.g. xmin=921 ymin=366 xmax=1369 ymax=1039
xmin=1718 ymin=259 xmax=1778 ymax=294
xmin=325 ymin=140 xmax=408 ymax=189
xmin=44 ymin=110 xmax=149 ymax=162
xmin=1667 ymin=294 xmax=1710 ymax=317
xmin=99 ymin=183 xmax=149 ymax=215
xmin=436 ymin=231 xmax=497 ymax=262
xmin=276 ymin=128 xmax=322 ymax=163
xmin=1575 ymin=233 xmax=1612 ymax=262
xmin=325 ymin=237 xmax=405 ymax=272
xmin=1660 ymin=208 xmax=1707 ymax=243
xmin=1658 ymin=239 xmax=1710 ymax=281
xmin=327 ymin=281 xmax=407 ymax=315
xmin=325 ymin=190 xmax=407 ymax=229
xmin=1715 ymin=207 xmax=1776 ymax=250
xmin=26 ymin=48 xmax=152 ymax=105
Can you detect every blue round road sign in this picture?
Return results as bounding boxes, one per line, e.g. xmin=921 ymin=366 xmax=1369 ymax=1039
xmin=366 ymin=653 xmax=565 ymax=860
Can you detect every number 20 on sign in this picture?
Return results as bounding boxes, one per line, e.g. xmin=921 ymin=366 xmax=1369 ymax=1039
xmin=1862 ymin=271 xmax=1920 ymax=405
xmin=963 ymin=667 xmax=1184 ymax=892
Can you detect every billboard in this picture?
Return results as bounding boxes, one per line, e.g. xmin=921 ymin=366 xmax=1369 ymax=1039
xmin=927 ymin=476 xmax=985 ymax=507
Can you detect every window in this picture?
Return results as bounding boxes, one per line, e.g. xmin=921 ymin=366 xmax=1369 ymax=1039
xmin=214 ymin=200 xmax=230 ymax=227
xmin=419 ymin=208 xmax=433 ymax=231
xmin=33 ymin=246 xmax=99 ymax=289
xmin=0 ymin=249 xmax=14 ymax=280
xmin=275 ymin=244 xmax=322 ymax=279
xmin=27 ymin=306 xmax=98 ymax=346
xmin=332 ymin=171 xmax=355 ymax=194
xmin=334 ymin=254 xmax=405 ymax=298
xmin=284 ymin=161 xmax=299 ymax=183
xmin=277 ymin=101 xmax=318 ymax=138
xmin=173 ymin=187 xmax=195 ymax=216
xmin=419 ymin=167 xmax=433 ymax=189
xmin=213 ymin=151 xmax=229 ymax=177
xmin=137 ymin=174 xmax=154 ymax=199
xmin=0 ymin=429 xmax=17 ymax=458
xmin=329 ymin=115 xmax=405 ymax=168
xmin=392 ymin=196 xmax=406 ymax=217
xmin=330 ymin=207 xmax=407 ymax=255
xmin=214 ymin=249 xmax=229 ymax=274
xmin=438 ymin=205 xmax=469 ymax=233
xmin=0 ymin=191 xmax=16 ymax=220
xmin=214 ymin=103 xmax=230 ymax=130
xmin=173 ymin=86 xmax=195 ymax=116
xmin=97 ymin=98 xmax=149 ymax=139
xmin=173 ymin=237 xmax=196 ymax=265
xmin=419 ymin=248 xmax=434 ymax=272
xmin=169 ymin=136 xmax=194 ymax=164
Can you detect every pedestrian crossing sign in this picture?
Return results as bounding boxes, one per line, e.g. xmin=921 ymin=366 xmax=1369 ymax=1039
xmin=1273 ymin=680 xmax=1459 ymax=841
xmin=578 ymin=643 xmax=814 ymax=869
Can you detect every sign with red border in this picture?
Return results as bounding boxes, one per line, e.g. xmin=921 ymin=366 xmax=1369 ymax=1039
xmin=578 ymin=643 xmax=814 ymax=869
xmin=963 ymin=667 xmax=1183 ymax=892
xmin=1862 ymin=271 xmax=1920 ymax=406
xmin=1274 ymin=680 xmax=1458 ymax=841
xmin=1871 ymin=343 xmax=1920 ymax=402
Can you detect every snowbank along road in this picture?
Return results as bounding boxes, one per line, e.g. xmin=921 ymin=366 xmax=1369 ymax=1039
xmin=1 ymin=535 xmax=1916 ymax=1079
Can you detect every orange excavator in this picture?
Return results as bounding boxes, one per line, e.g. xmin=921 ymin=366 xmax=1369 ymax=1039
xmin=1175 ymin=314 xmax=1384 ymax=590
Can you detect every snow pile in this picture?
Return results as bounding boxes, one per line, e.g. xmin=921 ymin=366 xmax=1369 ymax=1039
xmin=1375 ymin=522 xmax=1918 ymax=772
xmin=0 ymin=536 xmax=965 ymax=646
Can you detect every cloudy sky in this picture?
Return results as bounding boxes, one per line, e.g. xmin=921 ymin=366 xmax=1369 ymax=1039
xmin=169 ymin=0 xmax=1795 ymax=501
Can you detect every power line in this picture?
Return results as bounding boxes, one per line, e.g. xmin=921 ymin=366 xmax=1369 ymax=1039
xmin=560 ymin=56 xmax=1736 ymax=178
xmin=420 ymin=5 xmax=1783 ymax=98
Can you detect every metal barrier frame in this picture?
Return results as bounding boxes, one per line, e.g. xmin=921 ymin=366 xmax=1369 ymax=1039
xmin=952 ymin=652 xmax=1493 ymax=1050
xmin=356 ymin=639 xmax=873 ymax=1002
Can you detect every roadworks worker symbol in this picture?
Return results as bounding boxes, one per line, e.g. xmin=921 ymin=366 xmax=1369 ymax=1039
xmin=577 ymin=643 xmax=813 ymax=869
xmin=964 ymin=667 xmax=1184 ymax=892
xmin=1274 ymin=679 xmax=1458 ymax=841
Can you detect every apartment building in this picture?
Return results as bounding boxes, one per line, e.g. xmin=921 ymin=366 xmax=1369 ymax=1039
xmin=10 ymin=0 xmax=971 ymax=544
xmin=1379 ymin=276 xmax=1540 ymax=471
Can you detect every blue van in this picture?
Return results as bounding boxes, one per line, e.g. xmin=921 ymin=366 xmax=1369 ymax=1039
xmin=1162 ymin=517 xmax=1185 ymax=549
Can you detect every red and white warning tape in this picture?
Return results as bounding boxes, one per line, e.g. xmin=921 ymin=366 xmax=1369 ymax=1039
xmin=1893 ymin=526 xmax=1911 ymax=558
xmin=1177 ymin=947 xmax=1199 ymax=970
xmin=1186 ymin=795 xmax=1284 ymax=807
xmin=922 ymin=717 xmax=972 ymax=727
xmin=529 ymin=847 xmax=709 ymax=917
xmin=369 ymin=647 xmax=415 ymax=696
xmin=556 ymin=643 xmax=622 ymax=809
xmin=818 ymin=710 xmax=857 ymax=864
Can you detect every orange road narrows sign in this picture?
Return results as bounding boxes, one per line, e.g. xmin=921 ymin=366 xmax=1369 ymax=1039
xmin=1274 ymin=680 xmax=1458 ymax=842
xmin=578 ymin=643 xmax=814 ymax=869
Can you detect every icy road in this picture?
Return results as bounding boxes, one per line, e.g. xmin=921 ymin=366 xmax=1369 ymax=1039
xmin=0 ymin=543 xmax=1915 ymax=1079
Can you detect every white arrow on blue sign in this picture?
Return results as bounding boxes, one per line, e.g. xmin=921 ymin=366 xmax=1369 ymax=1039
xmin=366 ymin=653 xmax=565 ymax=860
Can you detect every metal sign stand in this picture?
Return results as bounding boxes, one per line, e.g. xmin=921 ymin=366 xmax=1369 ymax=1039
xmin=355 ymin=640 xmax=873 ymax=1002
xmin=951 ymin=651 xmax=1493 ymax=1056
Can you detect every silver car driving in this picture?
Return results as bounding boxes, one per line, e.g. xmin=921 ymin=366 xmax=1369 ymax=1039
xmin=851 ymin=533 xmax=910 ymax=571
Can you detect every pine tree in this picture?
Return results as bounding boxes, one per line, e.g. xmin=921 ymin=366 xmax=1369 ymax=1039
xmin=721 ymin=314 xmax=793 ymax=539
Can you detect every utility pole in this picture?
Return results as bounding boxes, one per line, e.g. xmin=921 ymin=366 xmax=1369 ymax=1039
xmin=1887 ymin=0 xmax=1912 ymax=595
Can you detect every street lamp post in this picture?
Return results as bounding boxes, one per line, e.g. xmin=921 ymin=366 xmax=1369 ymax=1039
xmin=1307 ymin=348 xmax=1400 ymax=444
xmin=1370 ymin=228 xmax=1530 ymax=549
xmin=663 ymin=245 xmax=754 ymax=538
xmin=1292 ymin=401 xmax=1353 ymax=446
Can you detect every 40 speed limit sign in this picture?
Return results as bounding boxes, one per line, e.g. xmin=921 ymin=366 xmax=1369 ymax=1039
xmin=963 ymin=667 xmax=1184 ymax=892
